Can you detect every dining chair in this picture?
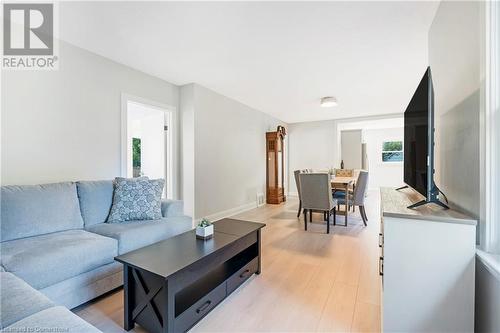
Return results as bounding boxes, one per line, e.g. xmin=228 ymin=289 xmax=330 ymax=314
xmin=333 ymin=171 xmax=369 ymax=226
xmin=335 ymin=169 xmax=354 ymax=177
xmin=299 ymin=173 xmax=337 ymax=234
xmin=334 ymin=168 xmax=355 ymax=198
xmin=294 ymin=170 xmax=303 ymax=218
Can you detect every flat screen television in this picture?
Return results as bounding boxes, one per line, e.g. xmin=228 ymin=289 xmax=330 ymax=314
xmin=401 ymin=67 xmax=448 ymax=209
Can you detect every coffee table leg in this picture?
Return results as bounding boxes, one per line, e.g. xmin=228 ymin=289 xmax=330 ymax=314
xmin=123 ymin=265 xmax=134 ymax=331
xmin=256 ymin=229 xmax=262 ymax=274
xmin=164 ymin=279 xmax=175 ymax=333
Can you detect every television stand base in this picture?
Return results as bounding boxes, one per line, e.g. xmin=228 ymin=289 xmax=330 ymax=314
xmin=395 ymin=185 xmax=409 ymax=191
xmin=407 ymin=199 xmax=449 ymax=210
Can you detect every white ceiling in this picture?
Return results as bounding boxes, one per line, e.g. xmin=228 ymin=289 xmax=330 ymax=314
xmin=59 ymin=1 xmax=439 ymax=123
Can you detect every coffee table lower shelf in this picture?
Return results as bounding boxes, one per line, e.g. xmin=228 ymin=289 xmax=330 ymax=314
xmin=175 ymin=256 xmax=258 ymax=332
xmin=116 ymin=222 xmax=263 ymax=333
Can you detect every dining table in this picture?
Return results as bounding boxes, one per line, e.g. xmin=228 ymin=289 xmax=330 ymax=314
xmin=331 ymin=176 xmax=357 ymax=226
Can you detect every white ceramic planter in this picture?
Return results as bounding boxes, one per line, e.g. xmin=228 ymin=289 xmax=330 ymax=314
xmin=196 ymin=224 xmax=214 ymax=240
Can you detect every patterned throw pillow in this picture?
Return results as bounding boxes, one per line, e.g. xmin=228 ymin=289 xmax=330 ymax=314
xmin=107 ymin=178 xmax=165 ymax=223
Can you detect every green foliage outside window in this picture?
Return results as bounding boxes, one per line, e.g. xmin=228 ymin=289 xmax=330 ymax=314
xmin=382 ymin=141 xmax=403 ymax=152
xmin=382 ymin=140 xmax=403 ymax=162
xmin=132 ymin=138 xmax=141 ymax=168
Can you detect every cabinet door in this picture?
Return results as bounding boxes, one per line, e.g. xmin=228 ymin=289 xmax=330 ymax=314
xmin=267 ymin=140 xmax=276 ymax=188
xmin=277 ymin=138 xmax=282 ymax=189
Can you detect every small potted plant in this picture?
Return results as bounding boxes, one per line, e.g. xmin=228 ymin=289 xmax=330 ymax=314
xmin=196 ymin=218 xmax=214 ymax=240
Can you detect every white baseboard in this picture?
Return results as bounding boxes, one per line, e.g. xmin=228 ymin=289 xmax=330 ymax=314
xmin=194 ymin=202 xmax=257 ymax=224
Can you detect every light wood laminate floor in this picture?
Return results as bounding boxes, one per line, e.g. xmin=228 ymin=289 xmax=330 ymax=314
xmin=74 ymin=192 xmax=382 ymax=332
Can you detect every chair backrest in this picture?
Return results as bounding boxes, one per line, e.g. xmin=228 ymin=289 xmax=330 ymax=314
xmin=335 ymin=169 xmax=354 ymax=177
xmin=294 ymin=170 xmax=302 ymax=200
xmin=353 ymin=171 xmax=369 ymax=205
xmin=299 ymin=173 xmax=334 ymax=211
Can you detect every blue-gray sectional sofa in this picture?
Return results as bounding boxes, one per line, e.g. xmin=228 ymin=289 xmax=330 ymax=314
xmin=0 ymin=180 xmax=193 ymax=332
xmin=0 ymin=271 xmax=101 ymax=332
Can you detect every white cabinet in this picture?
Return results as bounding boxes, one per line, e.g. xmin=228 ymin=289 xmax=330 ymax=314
xmin=380 ymin=187 xmax=476 ymax=332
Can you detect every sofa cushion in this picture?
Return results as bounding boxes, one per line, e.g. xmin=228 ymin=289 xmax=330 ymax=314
xmin=86 ymin=216 xmax=192 ymax=254
xmin=1 ymin=182 xmax=84 ymax=242
xmin=0 ymin=272 xmax=55 ymax=329
xmin=0 ymin=230 xmax=117 ymax=289
xmin=3 ymin=306 xmax=101 ymax=333
xmin=76 ymin=180 xmax=114 ymax=226
xmin=107 ymin=178 xmax=165 ymax=223
xmin=161 ymin=199 xmax=185 ymax=217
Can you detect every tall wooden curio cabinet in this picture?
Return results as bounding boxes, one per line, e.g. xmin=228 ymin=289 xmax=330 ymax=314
xmin=266 ymin=126 xmax=286 ymax=204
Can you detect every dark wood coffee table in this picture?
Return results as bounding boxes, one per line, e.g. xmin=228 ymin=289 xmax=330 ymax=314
xmin=115 ymin=218 xmax=265 ymax=333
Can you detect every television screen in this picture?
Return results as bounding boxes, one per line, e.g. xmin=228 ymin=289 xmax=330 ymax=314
xmin=404 ymin=68 xmax=430 ymax=197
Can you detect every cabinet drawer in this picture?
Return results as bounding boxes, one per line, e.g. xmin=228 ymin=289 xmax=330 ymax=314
xmin=227 ymin=257 xmax=258 ymax=295
xmin=174 ymin=282 xmax=226 ymax=332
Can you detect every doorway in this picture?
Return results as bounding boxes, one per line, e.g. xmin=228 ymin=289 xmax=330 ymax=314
xmin=337 ymin=117 xmax=404 ymax=190
xmin=121 ymin=95 xmax=175 ymax=199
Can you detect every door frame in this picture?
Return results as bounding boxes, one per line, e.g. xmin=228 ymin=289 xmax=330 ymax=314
xmin=121 ymin=93 xmax=178 ymax=199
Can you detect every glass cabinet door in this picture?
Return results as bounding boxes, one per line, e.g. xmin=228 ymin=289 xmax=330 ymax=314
xmin=268 ymin=150 xmax=276 ymax=189
xmin=277 ymin=138 xmax=282 ymax=189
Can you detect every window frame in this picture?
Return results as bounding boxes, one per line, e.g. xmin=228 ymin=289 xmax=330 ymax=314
xmin=481 ymin=0 xmax=500 ymax=254
xmin=381 ymin=139 xmax=404 ymax=163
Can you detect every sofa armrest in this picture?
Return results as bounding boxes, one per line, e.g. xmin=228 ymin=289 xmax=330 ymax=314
xmin=161 ymin=199 xmax=184 ymax=218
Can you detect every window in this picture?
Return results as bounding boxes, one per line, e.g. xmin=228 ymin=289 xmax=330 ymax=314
xmin=482 ymin=0 xmax=500 ymax=254
xmin=382 ymin=141 xmax=403 ymax=162
xmin=132 ymin=137 xmax=141 ymax=177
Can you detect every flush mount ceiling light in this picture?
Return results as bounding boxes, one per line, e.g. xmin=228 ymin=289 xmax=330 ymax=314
xmin=320 ymin=96 xmax=338 ymax=107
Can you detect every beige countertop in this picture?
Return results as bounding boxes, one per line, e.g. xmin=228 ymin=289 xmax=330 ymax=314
xmin=380 ymin=187 xmax=477 ymax=225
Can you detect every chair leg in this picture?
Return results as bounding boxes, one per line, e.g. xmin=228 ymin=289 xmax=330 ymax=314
xmin=360 ymin=206 xmax=368 ymax=226
xmin=304 ymin=209 xmax=308 ymax=230
xmin=326 ymin=210 xmax=330 ymax=234
xmin=333 ymin=207 xmax=336 ymax=226
xmin=362 ymin=206 xmax=368 ymax=222
xmin=297 ymin=200 xmax=302 ymax=218
xmin=310 ymin=210 xmax=313 ymax=222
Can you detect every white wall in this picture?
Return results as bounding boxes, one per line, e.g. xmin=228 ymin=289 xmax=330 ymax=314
xmin=287 ymin=120 xmax=337 ymax=195
xmin=180 ymin=83 xmax=285 ymax=220
xmin=363 ymin=127 xmax=404 ymax=189
xmin=1 ymin=40 xmax=287 ymax=222
xmin=1 ymin=40 xmax=180 ymax=189
xmin=287 ymin=117 xmax=405 ymax=195
xmin=475 ymin=255 xmax=500 ymax=332
xmin=180 ymin=84 xmax=195 ymax=217
xmin=428 ymin=3 xmax=499 ymax=332
xmin=429 ymin=0 xmax=481 ymax=219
